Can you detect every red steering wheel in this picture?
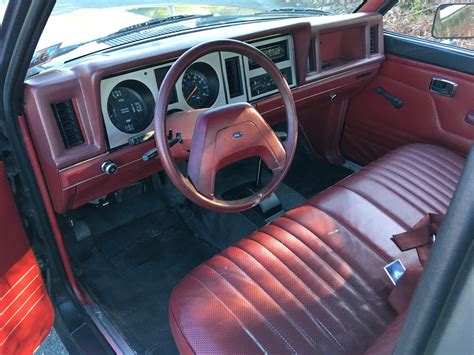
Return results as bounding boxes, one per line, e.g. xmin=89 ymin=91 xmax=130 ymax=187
xmin=154 ymin=39 xmax=298 ymax=212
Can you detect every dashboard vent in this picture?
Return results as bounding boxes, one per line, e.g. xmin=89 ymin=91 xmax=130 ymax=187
xmin=101 ymin=24 xmax=188 ymax=47
xmin=225 ymin=57 xmax=243 ymax=98
xmin=370 ymin=26 xmax=378 ymax=54
xmin=51 ymin=100 xmax=84 ymax=149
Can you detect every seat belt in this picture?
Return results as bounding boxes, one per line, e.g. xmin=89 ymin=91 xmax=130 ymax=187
xmin=384 ymin=214 xmax=444 ymax=313
xmin=391 ymin=213 xmax=444 ymax=266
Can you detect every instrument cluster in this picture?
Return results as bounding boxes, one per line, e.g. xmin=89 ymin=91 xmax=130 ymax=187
xmin=101 ymin=35 xmax=296 ymax=149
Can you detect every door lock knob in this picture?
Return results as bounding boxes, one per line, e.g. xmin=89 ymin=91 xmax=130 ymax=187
xmin=100 ymin=160 xmax=118 ymax=175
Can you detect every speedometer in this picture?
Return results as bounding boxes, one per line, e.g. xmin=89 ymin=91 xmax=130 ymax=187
xmin=181 ymin=63 xmax=219 ymax=109
xmin=182 ymin=70 xmax=212 ymax=109
xmin=107 ymin=80 xmax=154 ymax=134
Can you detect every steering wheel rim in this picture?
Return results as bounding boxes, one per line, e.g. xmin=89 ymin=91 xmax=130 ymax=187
xmin=154 ymin=39 xmax=298 ymax=212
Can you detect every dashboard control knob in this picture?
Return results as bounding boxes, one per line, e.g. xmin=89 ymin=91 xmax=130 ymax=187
xmin=100 ymin=160 xmax=118 ymax=175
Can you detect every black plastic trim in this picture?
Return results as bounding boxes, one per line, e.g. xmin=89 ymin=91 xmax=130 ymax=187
xmin=384 ymin=32 xmax=474 ymax=75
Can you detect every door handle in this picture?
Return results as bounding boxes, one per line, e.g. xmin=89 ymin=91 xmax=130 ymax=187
xmin=430 ymin=78 xmax=458 ymax=97
xmin=374 ymin=87 xmax=403 ymax=109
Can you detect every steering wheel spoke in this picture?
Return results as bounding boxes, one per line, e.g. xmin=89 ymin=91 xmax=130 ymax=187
xmin=187 ymin=103 xmax=286 ymax=198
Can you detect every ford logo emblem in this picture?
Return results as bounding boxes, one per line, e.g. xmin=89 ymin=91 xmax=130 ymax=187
xmin=232 ymin=132 xmax=243 ymax=139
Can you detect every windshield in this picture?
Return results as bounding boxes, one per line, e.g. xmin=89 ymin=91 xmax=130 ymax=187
xmin=36 ymin=1 xmax=362 ymax=58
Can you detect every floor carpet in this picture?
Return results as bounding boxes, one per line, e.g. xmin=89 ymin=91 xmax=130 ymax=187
xmin=72 ymin=194 xmax=217 ymax=354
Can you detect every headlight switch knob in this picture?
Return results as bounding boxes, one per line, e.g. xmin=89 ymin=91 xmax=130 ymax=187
xmin=100 ymin=160 xmax=118 ymax=175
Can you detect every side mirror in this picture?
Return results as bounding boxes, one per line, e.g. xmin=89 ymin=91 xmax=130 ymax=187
xmin=432 ymin=3 xmax=474 ymax=39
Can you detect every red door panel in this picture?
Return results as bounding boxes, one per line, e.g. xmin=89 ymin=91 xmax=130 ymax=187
xmin=342 ymin=54 xmax=474 ymax=164
xmin=0 ymin=161 xmax=54 ymax=355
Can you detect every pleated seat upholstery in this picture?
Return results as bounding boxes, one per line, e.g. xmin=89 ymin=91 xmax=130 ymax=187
xmin=169 ymin=144 xmax=465 ymax=354
xmin=310 ymin=143 xmax=465 ymax=269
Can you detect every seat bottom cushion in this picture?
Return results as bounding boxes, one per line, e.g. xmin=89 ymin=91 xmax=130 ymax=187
xmin=169 ymin=205 xmax=397 ymax=354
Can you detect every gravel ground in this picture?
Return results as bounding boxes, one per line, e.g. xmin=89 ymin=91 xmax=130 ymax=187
xmin=35 ymin=329 xmax=68 ymax=355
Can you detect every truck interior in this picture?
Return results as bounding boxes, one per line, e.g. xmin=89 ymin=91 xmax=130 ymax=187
xmin=0 ymin=1 xmax=473 ymax=354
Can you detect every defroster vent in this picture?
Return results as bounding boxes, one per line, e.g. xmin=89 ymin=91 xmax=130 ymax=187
xmin=51 ymin=100 xmax=84 ymax=148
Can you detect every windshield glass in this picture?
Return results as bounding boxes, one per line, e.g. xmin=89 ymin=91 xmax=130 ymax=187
xmin=37 ymin=1 xmax=362 ymax=57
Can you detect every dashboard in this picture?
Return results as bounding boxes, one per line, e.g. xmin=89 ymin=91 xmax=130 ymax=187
xmin=101 ymin=35 xmax=296 ymax=149
xmin=23 ymin=13 xmax=384 ymax=213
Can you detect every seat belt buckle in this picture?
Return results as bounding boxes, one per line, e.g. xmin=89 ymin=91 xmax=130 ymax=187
xmin=384 ymin=259 xmax=406 ymax=285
